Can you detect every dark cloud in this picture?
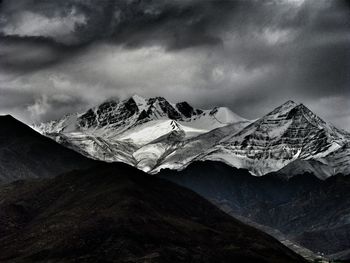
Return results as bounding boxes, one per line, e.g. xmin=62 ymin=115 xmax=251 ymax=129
xmin=0 ymin=34 xmax=90 ymax=73
xmin=0 ymin=0 xmax=349 ymax=130
xmin=0 ymin=0 xmax=239 ymax=49
xmin=0 ymin=0 xmax=241 ymax=73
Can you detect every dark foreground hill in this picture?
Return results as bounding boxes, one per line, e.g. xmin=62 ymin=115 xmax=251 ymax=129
xmin=0 ymin=162 xmax=305 ymax=263
xmin=159 ymin=161 xmax=350 ymax=259
xmin=0 ymin=115 xmax=95 ymax=183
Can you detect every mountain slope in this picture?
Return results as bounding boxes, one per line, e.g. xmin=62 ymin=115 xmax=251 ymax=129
xmin=36 ymin=98 xmax=349 ymax=178
xmin=0 ymin=115 xmax=94 ymax=183
xmin=36 ymin=95 xmax=249 ymax=172
xmin=159 ymin=161 xmax=350 ymax=258
xmin=150 ymin=121 xmax=248 ymax=173
xmin=0 ymin=162 xmax=305 ymax=263
xmin=202 ymin=100 xmax=350 ymax=177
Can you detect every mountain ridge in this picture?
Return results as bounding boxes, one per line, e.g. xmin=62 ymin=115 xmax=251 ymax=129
xmin=35 ymin=96 xmax=350 ymax=179
xmin=0 ymin=114 xmax=95 ymax=183
xmin=37 ymin=95 xmax=246 ymax=134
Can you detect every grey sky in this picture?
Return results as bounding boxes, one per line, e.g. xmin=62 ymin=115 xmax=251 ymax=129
xmin=0 ymin=0 xmax=349 ymax=130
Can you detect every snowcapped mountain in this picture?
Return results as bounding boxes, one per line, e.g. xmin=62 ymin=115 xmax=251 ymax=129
xmin=202 ymin=100 xmax=350 ymax=178
xmin=36 ymin=95 xmax=248 ymax=171
xmin=36 ymin=97 xmax=349 ymax=178
xmin=38 ymin=95 xmax=243 ymax=135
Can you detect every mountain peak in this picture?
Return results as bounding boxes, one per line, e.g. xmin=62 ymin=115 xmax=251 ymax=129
xmin=266 ymin=100 xmax=300 ymax=117
xmin=148 ymin=96 xmax=168 ymax=103
xmin=262 ymin=100 xmax=330 ymax=130
xmin=130 ymin=94 xmax=147 ymax=105
xmin=284 ymin=100 xmax=297 ymax=106
xmin=278 ymin=100 xmax=299 ymax=110
xmin=131 ymin=94 xmax=146 ymax=101
xmin=129 ymin=94 xmax=148 ymax=110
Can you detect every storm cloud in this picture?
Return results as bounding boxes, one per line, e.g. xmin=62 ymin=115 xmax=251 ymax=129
xmin=0 ymin=0 xmax=349 ymax=130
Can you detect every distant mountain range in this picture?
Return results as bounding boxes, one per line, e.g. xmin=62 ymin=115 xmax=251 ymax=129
xmin=36 ymin=95 xmax=350 ymax=179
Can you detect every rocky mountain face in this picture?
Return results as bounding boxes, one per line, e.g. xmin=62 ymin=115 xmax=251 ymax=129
xmin=202 ymin=100 xmax=350 ymax=177
xmin=0 ymin=115 xmax=95 ymax=183
xmin=38 ymin=95 xmax=245 ymax=135
xmin=159 ymin=161 xmax=350 ymax=260
xmin=36 ymin=95 xmax=250 ymax=172
xmin=36 ymin=96 xmax=350 ymax=179
xmin=0 ymin=162 xmax=305 ymax=263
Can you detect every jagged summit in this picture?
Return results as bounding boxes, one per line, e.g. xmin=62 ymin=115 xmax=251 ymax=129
xmin=80 ymin=95 xmax=195 ymax=128
xmin=87 ymin=95 xmax=246 ymax=125
xmin=38 ymin=95 xmax=244 ymax=134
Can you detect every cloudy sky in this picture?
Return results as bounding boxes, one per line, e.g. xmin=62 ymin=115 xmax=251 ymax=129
xmin=0 ymin=0 xmax=349 ymax=130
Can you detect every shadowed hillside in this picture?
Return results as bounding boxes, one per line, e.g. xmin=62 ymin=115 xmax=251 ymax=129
xmin=0 ymin=115 xmax=95 ymax=183
xmin=159 ymin=161 xmax=350 ymax=259
xmin=0 ymin=162 xmax=305 ymax=263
